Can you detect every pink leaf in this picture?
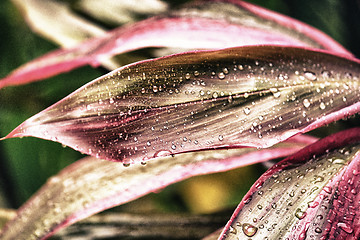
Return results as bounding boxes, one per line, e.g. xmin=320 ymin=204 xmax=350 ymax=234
xmin=0 ymin=136 xmax=313 ymax=239
xmin=219 ymin=128 xmax=360 ymax=239
xmin=3 ymin=46 xmax=359 ymax=164
xmin=0 ymin=0 xmax=353 ymax=89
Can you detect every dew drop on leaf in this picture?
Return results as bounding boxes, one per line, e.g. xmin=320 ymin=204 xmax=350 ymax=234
xmin=337 ymin=222 xmax=353 ymax=234
xmin=303 ymin=99 xmax=311 ymax=108
xmin=270 ymin=88 xmax=281 ymax=98
xmin=229 ymin=225 xmax=237 ymax=234
xmin=154 ymin=150 xmax=172 ymax=158
xmin=242 ymin=223 xmax=258 ymax=237
xmin=218 ymin=72 xmax=226 ymax=79
xmin=244 ymin=107 xmax=251 ymax=115
xmin=304 ymin=71 xmax=317 ymax=81
xmin=319 ymin=102 xmax=326 ymax=110
xmin=295 ymin=208 xmax=307 ymax=219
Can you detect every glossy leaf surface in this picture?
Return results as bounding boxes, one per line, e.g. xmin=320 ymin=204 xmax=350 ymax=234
xmin=0 ymin=0 xmax=353 ymax=89
xmin=219 ymin=128 xmax=360 ymax=240
xmin=0 ymin=137 xmax=312 ymax=239
xmin=4 ymin=46 xmax=360 ymax=163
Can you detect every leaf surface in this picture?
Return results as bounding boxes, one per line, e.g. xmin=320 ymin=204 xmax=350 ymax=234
xmin=219 ymin=128 xmax=360 ymax=240
xmin=0 ymin=0 xmax=352 ymax=89
xmin=4 ymin=46 xmax=359 ymax=163
xmin=11 ymin=0 xmax=106 ymax=47
xmin=0 ymin=137 xmax=312 ymax=239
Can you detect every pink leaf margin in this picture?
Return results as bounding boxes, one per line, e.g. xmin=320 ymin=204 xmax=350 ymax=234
xmin=0 ymin=135 xmax=316 ymax=239
xmin=0 ymin=0 xmax=353 ymax=89
xmin=219 ymin=127 xmax=360 ymax=239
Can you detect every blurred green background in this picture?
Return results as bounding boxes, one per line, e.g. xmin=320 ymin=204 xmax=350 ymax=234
xmin=0 ymin=0 xmax=359 ymax=214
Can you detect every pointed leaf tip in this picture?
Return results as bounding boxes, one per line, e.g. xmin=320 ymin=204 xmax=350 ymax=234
xmin=5 ymin=46 xmax=360 ymax=163
xmin=0 ymin=139 xmax=311 ymax=239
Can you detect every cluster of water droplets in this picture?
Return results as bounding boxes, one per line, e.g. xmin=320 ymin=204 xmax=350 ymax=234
xmin=50 ymin=48 xmax=360 ymax=166
xmin=224 ymin=144 xmax=359 ymax=239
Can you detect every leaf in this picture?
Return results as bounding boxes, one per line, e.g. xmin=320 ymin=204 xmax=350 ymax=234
xmin=0 ymin=0 xmax=353 ymax=89
xmin=75 ymin=0 xmax=168 ymax=26
xmin=0 ymin=137 xmax=312 ymax=239
xmin=53 ymin=210 xmax=231 ymax=240
xmin=3 ymin=46 xmax=359 ymax=163
xmin=11 ymin=0 xmax=106 ymax=48
xmin=219 ymin=128 xmax=360 ymax=239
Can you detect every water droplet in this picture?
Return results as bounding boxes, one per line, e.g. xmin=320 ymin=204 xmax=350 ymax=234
xmin=185 ymin=73 xmax=191 ymax=79
xmin=304 ymin=71 xmax=317 ymax=81
xmin=153 ymin=85 xmax=158 ymax=93
xmin=229 ymin=225 xmax=237 ymax=234
xmin=319 ymin=102 xmax=326 ymax=110
xmin=109 ymin=98 xmax=114 ymax=104
xmin=244 ymin=107 xmax=251 ymax=115
xmin=146 ymin=141 xmax=151 ymax=146
xmin=337 ymin=222 xmax=353 ymax=234
xmin=218 ymin=72 xmax=225 ymax=79
xmin=123 ymin=163 xmax=130 ymax=167
xmin=303 ymin=99 xmax=311 ymax=108
xmin=141 ymin=88 xmax=146 ymax=94
xmin=244 ymin=92 xmax=249 ymax=98
xmin=295 ymin=208 xmax=307 ymax=219
xmin=315 ymin=227 xmax=322 ymax=233
xmin=218 ymin=135 xmax=224 ymax=141
xmin=270 ymin=88 xmax=281 ymax=98
xmin=171 ymin=144 xmax=176 ymax=150
xmin=223 ymin=67 xmax=229 ymax=74
xmin=155 ymin=150 xmax=172 ymax=157
xmin=212 ymin=92 xmax=218 ymax=98
xmin=312 ymin=175 xmax=324 ymax=184
xmin=141 ymin=161 xmax=147 ymax=165
xmin=242 ymin=223 xmax=258 ymax=237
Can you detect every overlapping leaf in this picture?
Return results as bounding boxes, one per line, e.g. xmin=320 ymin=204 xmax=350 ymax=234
xmin=219 ymin=128 xmax=360 ymax=240
xmin=0 ymin=0 xmax=353 ymax=89
xmin=0 ymin=136 xmax=313 ymax=239
xmin=4 ymin=46 xmax=360 ymax=164
xmin=11 ymin=0 xmax=106 ymax=48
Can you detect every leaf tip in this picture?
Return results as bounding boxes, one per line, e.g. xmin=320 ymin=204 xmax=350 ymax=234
xmin=2 ymin=124 xmax=26 ymax=140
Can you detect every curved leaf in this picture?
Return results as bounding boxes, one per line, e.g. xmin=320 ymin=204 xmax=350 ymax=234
xmin=0 ymin=0 xmax=353 ymax=89
xmin=3 ymin=46 xmax=360 ymax=163
xmin=219 ymin=128 xmax=360 ymax=239
xmin=0 ymin=137 xmax=312 ymax=239
xmin=11 ymin=0 xmax=106 ymax=48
